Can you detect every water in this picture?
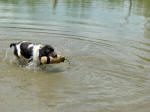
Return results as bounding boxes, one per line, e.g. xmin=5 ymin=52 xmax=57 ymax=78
xmin=0 ymin=0 xmax=150 ymax=112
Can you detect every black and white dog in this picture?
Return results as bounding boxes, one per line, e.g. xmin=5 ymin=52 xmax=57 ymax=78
xmin=10 ymin=41 xmax=57 ymax=64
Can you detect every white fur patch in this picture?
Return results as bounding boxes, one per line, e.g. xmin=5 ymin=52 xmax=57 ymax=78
xmin=33 ymin=44 xmax=43 ymax=63
xmin=16 ymin=43 xmax=21 ymax=57
xmin=28 ymin=44 xmax=34 ymax=48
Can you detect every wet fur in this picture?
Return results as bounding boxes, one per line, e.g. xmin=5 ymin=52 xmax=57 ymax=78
xmin=10 ymin=41 xmax=57 ymax=64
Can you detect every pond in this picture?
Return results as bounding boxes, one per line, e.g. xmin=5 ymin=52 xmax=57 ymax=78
xmin=0 ymin=0 xmax=150 ymax=112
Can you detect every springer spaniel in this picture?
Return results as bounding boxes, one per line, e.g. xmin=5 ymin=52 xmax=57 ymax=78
xmin=10 ymin=41 xmax=57 ymax=65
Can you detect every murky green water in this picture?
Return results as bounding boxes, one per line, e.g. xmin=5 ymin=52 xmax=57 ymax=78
xmin=0 ymin=0 xmax=150 ymax=112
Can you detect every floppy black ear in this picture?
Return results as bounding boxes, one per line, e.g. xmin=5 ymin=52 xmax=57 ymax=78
xmin=44 ymin=45 xmax=54 ymax=52
xmin=39 ymin=48 xmax=46 ymax=58
xmin=39 ymin=45 xmax=54 ymax=59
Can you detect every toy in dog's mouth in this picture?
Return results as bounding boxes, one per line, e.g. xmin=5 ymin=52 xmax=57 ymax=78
xmin=40 ymin=55 xmax=65 ymax=64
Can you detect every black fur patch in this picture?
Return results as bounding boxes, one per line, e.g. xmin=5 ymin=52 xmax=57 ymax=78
xmin=20 ymin=42 xmax=33 ymax=59
xmin=39 ymin=45 xmax=54 ymax=59
xmin=46 ymin=56 xmax=50 ymax=64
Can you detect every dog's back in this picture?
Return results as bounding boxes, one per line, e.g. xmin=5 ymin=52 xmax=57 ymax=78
xmin=10 ymin=41 xmax=34 ymax=59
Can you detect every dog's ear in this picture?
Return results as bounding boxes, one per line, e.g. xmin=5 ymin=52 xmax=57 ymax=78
xmin=39 ymin=45 xmax=54 ymax=58
xmin=44 ymin=45 xmax=54 ymax=52
xmin=43 ymin=45 xmax=54 ymax=55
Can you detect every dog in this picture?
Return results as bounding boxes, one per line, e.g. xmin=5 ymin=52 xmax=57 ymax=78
xmin=10 ymin=41 xmax=57 ymax=65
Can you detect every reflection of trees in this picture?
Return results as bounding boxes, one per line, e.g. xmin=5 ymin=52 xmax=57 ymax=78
xmin=52 ymin=0 xmax=57 ymax=9
xmin=63 ymin=0 xmax=93 ymax=18
xmin=0 ymin=0 xmax=19 ymax=4
xmin=144 ymin=19 xmax=150 ymax=39
xmin=136 ymin=1 xmax=150 ymax=39
xmin=1 ymin=0 xmax=150 ymax=17
xmin=0 ymin=0 xmax=150 ymax=38
xmin=132 ymin=0 xmax=150 ymax=17
xmin=129 ymin=0 xmax=132 ymax=16
xmin=0 ymin=0 xmax=150 ymax=23
xmin=0 ymin=0 xmax=42 ymax=12
xmin=124 ymin=0 xmax=132 ymax=23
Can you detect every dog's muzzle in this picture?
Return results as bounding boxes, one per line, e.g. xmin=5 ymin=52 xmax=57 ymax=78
xmin=51 ymin=52 xmax=57 ymax=58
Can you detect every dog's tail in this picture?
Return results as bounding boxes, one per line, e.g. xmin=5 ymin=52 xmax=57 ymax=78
xmin=10 ymin=43 xmax=16 ymax=48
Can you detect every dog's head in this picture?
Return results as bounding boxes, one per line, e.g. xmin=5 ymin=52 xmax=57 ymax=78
xmin=40 ymin=45 xmax=57 ymax=58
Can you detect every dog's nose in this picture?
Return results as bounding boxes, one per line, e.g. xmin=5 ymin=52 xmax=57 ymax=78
xmin=53 ymin=52 xmax=57 ymax=58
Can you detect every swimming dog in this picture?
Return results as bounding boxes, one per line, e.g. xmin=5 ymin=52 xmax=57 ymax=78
xmin=10 ymin=41 xmax=57 ymax=64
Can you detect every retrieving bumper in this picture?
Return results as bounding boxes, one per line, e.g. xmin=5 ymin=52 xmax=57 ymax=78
xmin=40 ymin=55 xmax=65 ymax=64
